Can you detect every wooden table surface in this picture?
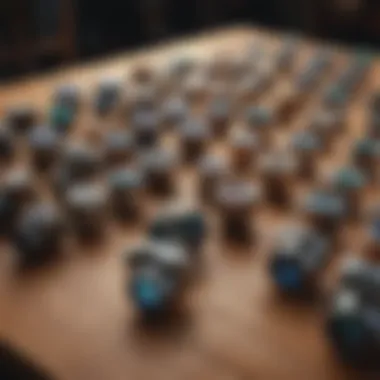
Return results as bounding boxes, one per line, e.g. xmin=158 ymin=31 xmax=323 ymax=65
xmin=0 ymin=25 xmax=378 ymax=380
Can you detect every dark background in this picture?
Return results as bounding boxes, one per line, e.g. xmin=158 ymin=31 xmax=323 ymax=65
xmin=1 ymin=0 xmax=380 ymax=81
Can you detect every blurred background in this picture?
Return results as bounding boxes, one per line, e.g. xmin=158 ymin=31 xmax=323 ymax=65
xmin=1 ymin=0 xmax=380 ymax=81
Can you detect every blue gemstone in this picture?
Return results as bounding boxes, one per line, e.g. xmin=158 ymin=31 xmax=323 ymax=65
xmin=292 ymin=131 xmax=320 ymax=151
xmin=330 ymin=316 xmax=367 ymax=358
xmin=108 ymin=169 xmax=143 ymax=191
xmin=338 ymin=321 xmax=363 ymax=345
xmin=177 ymin=213 xmax=206 ymax=245
xmin=165 ymin=98 xmax=188 ymax=123
xmin=297 ymin=52 xmax=331 ymax=90
xmin=50 ymin=105 xmax=74 ymax=132
xmin=333 ymin=167 xmax=367 ymax=191
xmin=272 ymin=259 xmax=302 ymax=291
xmin=95 ymin=81 xmax=120 ymax=114
xmin=305 ymin=191 xmax=346 ymax=218
xmin=131 ymin=273 xmax=166 ymax=312
xmin=54 ymin=85 xmax=80 ymax=111
xmin=29 ymin=127 xmax=58 ymax=149
xmin=149 ymin=211 xmax=206 ymax=248
xmin=96 ymin=98 xmax=113 ymax=115
xmin=353 ymin=139 xmax=377 ymax=157
xmin=246 ymin=106 xmax=272 ymax=128
xmin=324 ymin=84 xmax=347 ymax=106
xmin=211 ymin=97 xmax=229 ymax=113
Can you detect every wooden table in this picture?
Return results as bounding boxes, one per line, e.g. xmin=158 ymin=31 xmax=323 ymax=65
xmin=0 ymin=26 xmax=376 ymax=380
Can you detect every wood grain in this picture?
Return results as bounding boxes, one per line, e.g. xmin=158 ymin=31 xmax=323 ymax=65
xmin=0 ymin=25 xmax=377 ymax=380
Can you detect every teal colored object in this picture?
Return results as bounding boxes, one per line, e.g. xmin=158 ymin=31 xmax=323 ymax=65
xmin=353 ymin=138 xmax=377 ymax=157
xmin=95 ymin=96 xmax=113 ymax=116
xmin=54 ymin=84 xmax=80 ymax=111
xmin=324 ymin=85 xmax=347 ymax=106
xmin=271 ymin=258 xmax=302 ymax=292
xmin=50 ymin=104 xmax=74 ymax=133
xmin=292 ymin=131 xmax=321 ymax=152
xmin=149 ymin=210 xmax=206 ymax=249
xmin=305 ymin=191 xmax=346 ymax=218
xmin=328 ymin=313 xmax=368 ymax=361
xmin=210 ymin=97 xmax=230 ymax=121
xmin=94 ymin=80 xmax=120 ymax=116
xmin=246 ymin=106 xmax=272 ymax=129
xmin=164 ymin=97 xmax=188 ymax=124
xmin=108 ymin=169 xmax=143 ymax=191
xmin=333 ymin=167 xmax=367 ymax=191
xmin=131 ymin=270 xmax=169 ymax=312
xmin=29 ymin=126 xmax=58 ymax=149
